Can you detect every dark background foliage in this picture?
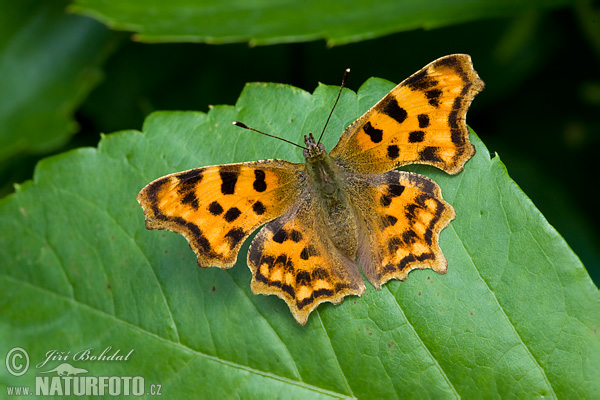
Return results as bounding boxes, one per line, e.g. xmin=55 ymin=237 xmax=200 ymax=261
xmin=1 ymin=1 xmax=598 ymax=282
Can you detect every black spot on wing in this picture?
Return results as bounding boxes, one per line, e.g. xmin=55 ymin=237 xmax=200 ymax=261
xmin=252 ymin=201 xmax=266 ymax=215
xmin=289 ymin=229 xmax=303 ymax=242
xmin=300 ymin=245 xmax=319 ymax=260
xmin=397 ymin=254 xmax=417 ymax=271
xmin=297 ymin=287 xmax=335 ymax=310
xmin=419 ymin=147 xmax=442 ymax=163
xmin=381 ymin=98 xmax=408 ymax=124
xmin=224 ymin=227 xmax=245 ymax=249
xmin=363 ymin=121 xmax=383 ymax=143
xmin=296 ymin=270 xmax=311 ymax=285
xmin=425 ymin=89 xmax=442 ymax=107
xmin=435 ymin=55 xmax=461 ymax=70
xmin=181 ymin=192 xmax=199 ymax=209
xmin=300 ymin=248 xmax=310 ymax=260
xmin=383 ymin=215 xmax=398 ymax=226
xmin=388 ymin=184 xmax=405 ymax=197
xmin=314 ymin=288 xmax=334 ymax=298
xmin=297 ymin=297 xmax=311 ymax=310
xmin=177 ymin=169 xmax=203 ymax=188
xmin=254 ymin=252 xmax=294 ymax=298
xmin=253 ymin=170 xmax=267 ymax=192
xmin=208 ymin=201 xmax=224 ymax=215
xmin=415 ymin=194 xmax=428 ymax=207
xmin=404 ymin=69 xmax=427 ymax=89
xmin=417 ymin=114 xmax=430 ymax=128
xmin=402 ymin=230 xmax=417 ymax=244
xmin=275 ymin=254 xmax=289 ymax=268
xmin=380 ymin=195 xmax=392 ymax=207
xmin=397 ymin=252 xmax=434 ymax=271
xmin=404 ymin=69 xmax=439 ymax=91
xmin=448 ymin=96 xmax=468 ymax=151
xmin=387 ymin=145 xmax=399 ymax=159
xmin=224 ymin=207 xmax=241 ymax=222
xmin=281 ymin=284 xmax=295 ymax=298
xmin=408 ymin=131 xmax=425 ymax=143
xmin=262 ymin=255 xmax=275 ymax=268
xmin=272 ymin=229 xmax=288 ymax=243
xmin=220 ymin=169 xmax=239 ymax=195
xmin=405 ymin=204 xmax=418 ymax=220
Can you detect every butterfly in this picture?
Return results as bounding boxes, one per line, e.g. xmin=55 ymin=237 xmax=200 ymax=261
xmin=137 ymin=54 xmax=484 ymax=325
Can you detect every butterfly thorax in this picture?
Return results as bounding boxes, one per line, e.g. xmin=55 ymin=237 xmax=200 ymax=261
xmin=303 ymin=133 xmax=358 ymax=259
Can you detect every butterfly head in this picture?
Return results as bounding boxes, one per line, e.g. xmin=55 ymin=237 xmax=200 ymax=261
xmin=303 ymin=132 xmax=326 ymax=160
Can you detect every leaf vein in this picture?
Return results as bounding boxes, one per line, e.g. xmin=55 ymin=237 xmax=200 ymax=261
xmin=384 ymin=286 xmax=459 ymax=398
xmin=450 ymin=224 xmax=557 ymax=398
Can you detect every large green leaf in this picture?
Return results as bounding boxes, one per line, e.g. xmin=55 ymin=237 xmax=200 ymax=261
xmin=70 ymin=0 xmax=573 ymax=46
xmin=1 ymin=77 xmax=598 ymax=397
xmin=0 ymin=0 xmax=114 ymax=162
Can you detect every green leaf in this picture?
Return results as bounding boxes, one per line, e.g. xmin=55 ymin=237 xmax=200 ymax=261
xmin=1 ymin=77 xmax=598 ymax=398
xmin=0 ymin=0 xmax=115 ymax=162
xmin=70 ymin=0 xmax=574 ymax=46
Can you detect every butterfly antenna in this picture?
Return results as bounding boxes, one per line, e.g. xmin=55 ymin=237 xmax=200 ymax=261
xmin=317 ymin=68 xmax=350 ymax=145
xmin=232 ymin=121 xmax=307 ymax=150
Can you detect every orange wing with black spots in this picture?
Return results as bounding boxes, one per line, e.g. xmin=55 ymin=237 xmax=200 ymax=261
xmin=137 ymin=160 xmax=304 ymax=268
xmin=248 ymin=195 xmax=365 ymax=325
xmin=349 ymin=170 xmax=455 ymax=289
xmin=330 ymin=54 xmax=484 ymax=175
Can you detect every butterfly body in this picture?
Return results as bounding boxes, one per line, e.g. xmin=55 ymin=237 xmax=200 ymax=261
xmin=303 ymin=133 xmax=359 ymax=259
xmin=137 ymin=54 xmax=484 ymax=325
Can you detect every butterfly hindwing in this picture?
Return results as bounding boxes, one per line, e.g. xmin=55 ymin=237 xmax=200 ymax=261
xmin=137 ymin=160 xmax=305 ymax=268
xmin=248 ymin=195 xmax=366 ymax=325
xmin=349 ymin=170 xmax=455 ymax=289
xmin=331 ymin=54 xmax=484 ymax=175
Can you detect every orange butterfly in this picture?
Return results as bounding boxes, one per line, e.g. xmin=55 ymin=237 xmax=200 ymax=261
xmin=137 ymin=54 xmax=484 ymax=325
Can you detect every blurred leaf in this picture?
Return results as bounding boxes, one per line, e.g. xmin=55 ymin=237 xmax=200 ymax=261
xmin=0 ymin=0 xmax=116 ymax=162
xmin=575 ymin=0 xmax=600 ymax=61
xmin=1 ymin=77 xmax=598 ymax=397
xmin=71 ymin=0 xmax=574 ymax=46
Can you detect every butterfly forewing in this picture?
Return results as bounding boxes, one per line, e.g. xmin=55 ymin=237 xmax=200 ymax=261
xmin=137 ymin=160 xmax=304 ymax=268
xmin=330 ymin=54 xmax=484 ymax=175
